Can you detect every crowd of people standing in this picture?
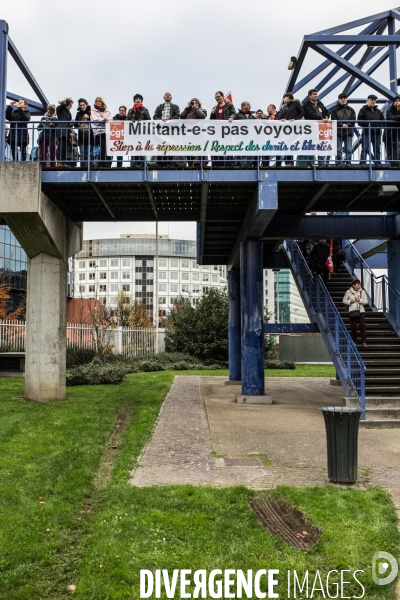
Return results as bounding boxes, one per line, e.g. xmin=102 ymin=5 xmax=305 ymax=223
xmin=5 ymin=88 xmax=399 ymax=168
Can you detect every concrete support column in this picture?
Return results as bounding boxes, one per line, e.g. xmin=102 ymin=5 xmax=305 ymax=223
xmin=0 ymin=163 xmax=82 ymax=401
xmin=237 ymin=241 xmax=271 ymax=403
xmin=227 ymin=269 xmax=241 ymax=382
xmin=25 ymin=254 xmax=68 ymax=400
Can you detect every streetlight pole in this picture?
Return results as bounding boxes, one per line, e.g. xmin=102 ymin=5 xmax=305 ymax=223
xmin=154 ymin=221 xmax=159 ymax=354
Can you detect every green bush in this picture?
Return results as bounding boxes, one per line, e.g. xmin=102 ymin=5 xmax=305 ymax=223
xmin=265 ymin=359 xmax=296 ymax=370
xmin=66 ymin=345 xmax=96 ymax=368
xmin=125 ymin=352 xmax=225 ymax=373
xmin=66 ymin=361 xmax=129 ymax=386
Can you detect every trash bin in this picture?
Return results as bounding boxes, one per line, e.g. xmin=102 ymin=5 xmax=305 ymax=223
xmin=319 ymin=407 xmax=362 ymax=483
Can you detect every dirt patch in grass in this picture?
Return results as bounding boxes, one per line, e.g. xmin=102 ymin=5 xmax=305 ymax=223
xmin=250 ymin=495 xmax=322 ymax=549
xmin=93 ymin=405 xmax=131 ymax=490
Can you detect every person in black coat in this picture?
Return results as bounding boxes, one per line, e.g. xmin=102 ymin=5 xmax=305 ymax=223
xmin=330 ymin=93 xmax=356 ymax=165
xmin=276 ymin=93 xmax=305 ymax=166
xmin=128 ymin=94 xmax=151 ymax=168
xmin=56 ymin=97 xmax=74 ymax=166
xmin=231 ymin=101 xmax=256 ymax=168
xmin=75 ymin=98 xmax=92 ymax=169
xmin=37 ymin=104 xmax=57 ymax=167
xmin=310 ymin=239 xmax=330 ymax=284
xmin=153 ymin=92 xmax=180 ymax=168
xmin=385 ymin=97 xmax=400 ymax=165
xmin=6 ymin=98 xmax=31 ymax=161
xmin=303 ymin=89 xmax=330 ymax=166
xmin=357 ymin=94 xmax=384 ymax=166
xmin=180 ymin=98 xmax=207 ymax=169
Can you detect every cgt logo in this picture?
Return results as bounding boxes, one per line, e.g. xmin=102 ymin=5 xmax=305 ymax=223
xmin=110 ymin=121 xmax=125 ymax=140
xmin=372 ymin=552 xmax=399 ymax=585
xmin=318 ymin=122 xmax=333 ymax=141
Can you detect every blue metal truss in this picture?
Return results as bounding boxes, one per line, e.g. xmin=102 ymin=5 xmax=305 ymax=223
xmin=0 ymin=19 xmax=49 ymax=162
xmin=286 ymin=8 xmax=400 ymax=105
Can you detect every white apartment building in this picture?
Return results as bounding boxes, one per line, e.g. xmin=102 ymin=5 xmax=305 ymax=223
xmin=74 ymin=234 xmax=227 ymax=319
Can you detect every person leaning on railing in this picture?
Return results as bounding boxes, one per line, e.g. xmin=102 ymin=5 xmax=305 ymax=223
xmin=342 ymin=279 xmax=368 ymax=348
xmin=357 ymin=94 xmax=384 ymax=167
xmin=113 ymin=105 xmax=127 ymax=168
xmin=75 ymin=98 xmax=92 ymax=169
xmin=91 ymin=96 xmax=113 ymax=168
xmin=330 ymin=93 xmax=356 ymax=166
xmin=180 ymin=98 xmax=207 ymax=169
xmin=37 ymin=104 xmax=57 ymax=168
xmin=56 ymin=97 xmax=74 ymax=168
xmin=276 ymin=92 xmax=305 ymax=167
xmin=6 ymin=98 xmax=31 ymax=162
xmin=127 ymin=94 xmax=151 ymax=169
xmin=384 ymin=96 xmax=400 ymax=167
xmin=302 ymin=89 xmax=330 ymax=167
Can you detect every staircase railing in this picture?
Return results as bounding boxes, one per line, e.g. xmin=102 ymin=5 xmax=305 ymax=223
xmin=283 ymin=240 xmax=366 ymax=415
xmin=343 ymin=240 xmax=400 ymax=337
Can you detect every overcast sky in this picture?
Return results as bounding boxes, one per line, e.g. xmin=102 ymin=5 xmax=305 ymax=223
xmin=3 ymin=0 xmax=396 ymax=241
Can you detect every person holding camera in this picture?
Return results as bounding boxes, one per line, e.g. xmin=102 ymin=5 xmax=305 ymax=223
xmin=342 ymin=279 xmax=368 ymax=347
xmin=180 ymin=99 xmax=207 ymax=168
xmin=6 ymin=98 xmax=31 ymax=161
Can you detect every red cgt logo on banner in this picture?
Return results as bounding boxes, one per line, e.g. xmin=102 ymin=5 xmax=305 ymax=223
xmin=318 ymin=122 xmax=333 ymax=141
xmin=110 ymin=122 xmax=124 ymax=140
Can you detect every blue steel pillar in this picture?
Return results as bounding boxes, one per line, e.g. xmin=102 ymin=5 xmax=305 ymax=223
xmin=240 ymin=240 xmax=265 ymax=395
xmin=228 ymin=269 xmax=241 ymax=382
xmin=387 ymin=240 xmax=400 ymax=320
xmin=0 ymin=21 xmax=9 ymax=163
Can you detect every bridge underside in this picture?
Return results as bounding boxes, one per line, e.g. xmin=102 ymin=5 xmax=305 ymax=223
xmin=41 ymin=169 xmax=400 ymax=265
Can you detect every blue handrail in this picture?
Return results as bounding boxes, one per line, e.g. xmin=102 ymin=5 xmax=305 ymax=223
xmin=343 ymin=240 xmax=400 ymax=337
xmin=283 ymin=240 xmax=366 ymax=416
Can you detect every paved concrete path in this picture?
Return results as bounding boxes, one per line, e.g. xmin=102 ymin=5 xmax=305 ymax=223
xmin=131 ymin=376 xmax=400 ymax=507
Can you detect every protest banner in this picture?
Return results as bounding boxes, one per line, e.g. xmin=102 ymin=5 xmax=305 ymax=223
xmin=106 ymin=119 xmax=336 ymax=157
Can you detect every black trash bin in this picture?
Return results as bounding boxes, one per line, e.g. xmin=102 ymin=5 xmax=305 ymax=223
xmin=319 ymin=406 xmax=362 ymax=483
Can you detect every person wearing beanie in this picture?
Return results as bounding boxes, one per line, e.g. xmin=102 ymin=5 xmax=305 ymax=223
xmin=127 ymin=94 xmax=151 ymax=169
xmin=330 ymin=93 xmax=356 ymax=166
xmin=276 ymin=92 xmax=305 ymax=167
xmin=357 ymin=94 xmax=384 ymax=166
xmin=385 ymin=96 xmax=400 ymax=166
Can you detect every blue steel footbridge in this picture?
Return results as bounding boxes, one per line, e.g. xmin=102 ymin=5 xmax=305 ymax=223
xmin=1 ymin=10 xmax=400 ymax=420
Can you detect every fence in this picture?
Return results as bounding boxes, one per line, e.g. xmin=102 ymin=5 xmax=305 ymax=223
xmin=0 ymin=320 xmax=159 ymax=358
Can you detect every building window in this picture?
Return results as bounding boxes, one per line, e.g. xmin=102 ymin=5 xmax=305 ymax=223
xmin=79 ymin=273 xmax=85 ymax=281
xmin=182 ymin=260 xmax=189 ymax=268
xmin=202 ymin=265 xmax=209 ymax=270
xmin=193 ymin=287 xmax=200 ymax=293
xmin=99 ymin=259 xmax=107 ymax=267
xmin=110 ymin=259 xmax=118 ymax=267
xmin=193 ymin=298 xmax=200 ymax=305
xmin=159 ymin=259 xmax=166 ymax=267
xmin=100 ymin=272 xmax=107 ymax=280
xmin=110 ymin=272 xmax=118 ymax=279
xmin=192 ymin=262 xmax=199 ymax=268
xmin=79 ymin=261 xmax=85 ymax=268
xmin=182 ymin=272 xmax=189 ymax=281
xmin=170 ymin=260 xmax=178 ymax=268
xmin=202 ymin=275 xmax=209 ymax=282
xmin=79 ymin=285 xmax=85 ymax=293
xmin=111 ymin=284 xmax=118 ymax=292
xmin=89 ymin=273 xmax=95 ymax=280
xmin=170 ymin=297 xmax=177 ymax=304
xmin=170 ymin=272 xmax=178 ymax=280
xmin=159 ymin=284 xmax=166 ymax=292
xmin=99 ymin=285 xmax=107 ymax=293
xmin=213 ymin=265 xmax=218 ymax=271
xmin=203 ymin=286 xmax=209 ymax=293
xmin=89 ymin=285 xmax=95 ymax=292
xmin=212 ymin=274 xmax=217 ymax=282
xmin=110 ymin=296 xmax=118 ymax=304
xmin=100 ymin=297 xmax=107 ymax=305
xmin=159 ymin=297 xmax=166 ymax=304
xmin=159 ymin=272 xmax=166 ymax=279
xmin=170 ymin=284 xmax=178 ymax=292
xmin=122 ymin=284 xmax=130 ymax=292
xmin=122 ymin=259 xmax=131 ymax=267
xmin=182 ymin=285 xmax=189 ymax=293
xmin=122 ymin=272 xmax=130 ymax=279
xmin=89 ymin=260 xmax=96 ymax=268
xmin=192 ymin=273 xmax=199 ymax=281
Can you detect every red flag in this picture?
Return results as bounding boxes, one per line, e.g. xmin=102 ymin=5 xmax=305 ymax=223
xmin=224 ymin=91 xmax=233 ymax=104
xmin=325 ymin=240 xmax=335 ymax=274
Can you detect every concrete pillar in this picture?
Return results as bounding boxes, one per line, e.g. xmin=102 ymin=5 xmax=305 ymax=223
xmin=0 ymin=163 xmax=82 ymax=401
xmin=237 ymin=241 xmax=272 ymax=404
xmin=227 ymin=269 xmax=241 ymax=383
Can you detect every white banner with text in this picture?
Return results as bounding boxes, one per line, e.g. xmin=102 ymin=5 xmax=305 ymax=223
xmin=106 ymin=119 xmax=337 ymax=157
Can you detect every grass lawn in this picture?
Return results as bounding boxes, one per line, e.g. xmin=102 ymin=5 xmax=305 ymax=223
xmin=172 ymin=364 xmax=336 ymax=378
xmin=0 ymin=373 xmax=397 ymax=599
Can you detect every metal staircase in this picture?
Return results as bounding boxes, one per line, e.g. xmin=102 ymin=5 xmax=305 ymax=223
xmin=283 ymin=240 xmax=400 ymax=428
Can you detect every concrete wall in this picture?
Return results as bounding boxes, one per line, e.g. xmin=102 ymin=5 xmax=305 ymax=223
xmin=279 ymin=334 xmax=332 ymax=363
